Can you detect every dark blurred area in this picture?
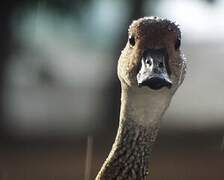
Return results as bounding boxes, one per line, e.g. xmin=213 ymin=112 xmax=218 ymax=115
xmin=0 ymin=0 xmax=224 ymax=179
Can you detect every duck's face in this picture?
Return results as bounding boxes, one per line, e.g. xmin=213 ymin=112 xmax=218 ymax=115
xmin=118 ymin=17 xmax=186 ymax=93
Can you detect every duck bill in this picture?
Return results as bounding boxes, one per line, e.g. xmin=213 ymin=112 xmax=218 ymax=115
xmin=137 ymin=48 xmax=172 ymax=90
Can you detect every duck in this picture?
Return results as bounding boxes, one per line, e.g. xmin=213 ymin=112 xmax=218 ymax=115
xmin=96 ymin=16 xmax=186 ymax=180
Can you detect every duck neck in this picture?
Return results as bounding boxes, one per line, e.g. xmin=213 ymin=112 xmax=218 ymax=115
xmin=96 ymin=86 xmax=171 ymax=180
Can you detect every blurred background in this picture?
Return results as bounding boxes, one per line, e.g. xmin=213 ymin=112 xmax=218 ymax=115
xmin=0 ymin=0 xmax=224 ymax=179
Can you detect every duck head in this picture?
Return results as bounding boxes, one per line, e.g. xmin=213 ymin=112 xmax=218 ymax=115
xmin=118 ymin=17 xmax=186 ymax=94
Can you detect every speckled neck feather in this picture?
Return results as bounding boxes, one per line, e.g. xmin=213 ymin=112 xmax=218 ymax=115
xmin=96 ymin=119 xmax=159 ymax=180
xmin=96 ymin=87 xmax=171 ymax=180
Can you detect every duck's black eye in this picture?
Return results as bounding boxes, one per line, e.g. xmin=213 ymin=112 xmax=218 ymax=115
xmin=129 ymin=35 xmax=135 ymax=47
xmin=175 ymin=38 xmax=181 ymax=50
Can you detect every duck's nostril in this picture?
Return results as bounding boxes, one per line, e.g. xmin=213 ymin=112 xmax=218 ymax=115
xmin=159 ymin=62 xmax=163 ymax=68
xmin=145 ymin=59 xmax=152 ymax=66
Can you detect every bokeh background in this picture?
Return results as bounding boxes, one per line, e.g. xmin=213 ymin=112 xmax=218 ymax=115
xmin=0 ymin=0 xmax=224 ymax=179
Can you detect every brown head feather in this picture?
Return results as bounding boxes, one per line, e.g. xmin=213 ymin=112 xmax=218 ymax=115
xmin=118 ymin=16 xmax=186 ymax=90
